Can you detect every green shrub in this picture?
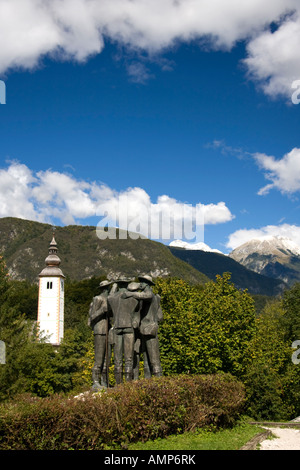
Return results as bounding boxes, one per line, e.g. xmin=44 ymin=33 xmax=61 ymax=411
xmin=155 ymin=275 xmax=256 ymax=378
xmin=0 ymin=374 xmax=245 ymax=450
xmin=242 ymin=298 xmax=300 ymax=421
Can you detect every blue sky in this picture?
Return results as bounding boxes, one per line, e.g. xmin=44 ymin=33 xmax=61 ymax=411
xmin=1 ymin=1 xmax=300 ymax=254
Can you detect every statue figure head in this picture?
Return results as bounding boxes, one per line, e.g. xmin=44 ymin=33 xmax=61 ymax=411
xmin=138 ymin=274 xmax=155 ymax=286
xmin=115 ymin=277 xmax=133 ymax=291
xmin=98 ymin=280 xmax=113 ymax=293
xmin=127 ymin=281 xmax=140 ymax=291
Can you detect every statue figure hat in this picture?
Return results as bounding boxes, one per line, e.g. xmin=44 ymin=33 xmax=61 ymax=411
xmin=116 ymin=277 xmax=133 ymax=285
xmin=127 ymin=281 xmax=140 ymax=291
xmin=99 ymin=280 xmax=113 ymax=289
xmin=138 ymin=274 xmax=155 ymax=285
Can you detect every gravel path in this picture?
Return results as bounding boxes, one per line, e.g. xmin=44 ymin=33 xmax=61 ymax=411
xmin=259 ymin=427 xmax=300 ymax=450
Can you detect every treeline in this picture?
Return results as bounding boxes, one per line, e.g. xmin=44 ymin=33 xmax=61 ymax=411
xmin=1 ymin=254 xmax=300 ymax=420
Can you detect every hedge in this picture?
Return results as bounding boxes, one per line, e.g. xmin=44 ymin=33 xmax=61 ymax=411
xmin=0 ymin=373 xmax=245 ymax=450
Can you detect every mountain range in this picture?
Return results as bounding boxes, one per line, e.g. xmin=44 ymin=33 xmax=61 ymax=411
xmin=0 ymin=217 xmax=208 ymax=285
xmin=229 ymin=236 xmax=300 ymax=287
xmin=0 ymin=217 xmax=297 ymax=296
xmin=168 ymin=246 xmax=285 ymax=296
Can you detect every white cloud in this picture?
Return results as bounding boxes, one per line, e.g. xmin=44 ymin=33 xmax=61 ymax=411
xmin=0 ymin=0 xmax=299 ymax=99
xmin=95 ymin=0 xmax=291 ymax=51
xmin=254 ymin=148 xmax=300 ymax=195
xmin=0 ymin=162 xmax=233 ymax=240
xmin=32 ymin=169 xmax=96 ymax=223
xmin=169 ymin=239 xmax=223 ymax=253
xmin=227 ymin=223 xmax=300 ymax=250
xmin=199 ymin=202 xmax=233 ymax=225
xmin=95 ymin=191 xmax=234 ymax=242
xmin=244 ymin=11 xmax=300 ymax=99
xmin=126 ymin=61 xmax=154 ymax=84
xmin=0 ymin=161 xmax=38 ymax=221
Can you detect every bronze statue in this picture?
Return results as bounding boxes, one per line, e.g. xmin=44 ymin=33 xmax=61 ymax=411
xmin=124 ymin=275 xmax=163 ymax=379
xmin=88 ymin=280 xmax=115 ymax=390
xmin=107 ymin=278 xmax=139 ymax=384
xmin=89 ymin=274 xmax=163 ymax=389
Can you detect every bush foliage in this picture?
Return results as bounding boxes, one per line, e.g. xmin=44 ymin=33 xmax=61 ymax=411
xmin=155 ymin=273 xmax=256 ymax=378
xmin=0 ymin=374 xmax=245 ymax=450
xmin=243 ymin=291 xmax=300 ymax=420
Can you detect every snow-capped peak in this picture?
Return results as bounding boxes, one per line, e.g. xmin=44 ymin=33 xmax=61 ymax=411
xmin=231 ymin=236 xmax=300 ymax=257
xmin=169 ymin=239 xmax=223 ymax=254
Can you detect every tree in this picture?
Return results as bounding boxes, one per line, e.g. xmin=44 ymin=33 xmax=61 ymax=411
xmin=0 ymin=255 xmax=93 ymax=400
xmin=243 ymin=299 xmax=293 ymax=420
xmin=281 ymin=282 xmax=300 ymax=342
xmin=5 ymin=279 xmax=38 ymax=320
xmin=155 ymin=273 xmax=256 ymax=378
xmin=155 ymin=277 xmax=208 ymax=375
xmin=242 ymin=288 xmax=300 ymax=420
xmin=199 ymin=273 xmax=257 ymax=377
xmin=0 ymin=256 xmax=9 ymax=299
xmin=0 ymin=257 xmax=42 ymax=400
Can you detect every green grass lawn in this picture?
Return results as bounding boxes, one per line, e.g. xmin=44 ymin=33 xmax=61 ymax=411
xmin=128 ymin=420 xmax=264 ymax=451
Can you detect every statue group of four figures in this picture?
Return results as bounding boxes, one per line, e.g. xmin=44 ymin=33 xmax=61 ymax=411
xmin=88 ymin=275 xmax=163 ymax=390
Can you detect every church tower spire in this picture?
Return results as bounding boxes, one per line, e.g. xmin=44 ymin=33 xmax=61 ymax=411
xmin=37 ymin=230 xmax=65 ymax=345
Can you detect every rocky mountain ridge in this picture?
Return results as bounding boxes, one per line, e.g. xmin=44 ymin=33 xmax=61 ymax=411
xmin=169 ymin=246 xmax=285 ymax=296
xmin=0 ymin=217 xmax=295 ymax=295
xmin=0 ymin=217 xmax=208 ymax=284
xmin=229 ymin=236 xmax=300 ymax=286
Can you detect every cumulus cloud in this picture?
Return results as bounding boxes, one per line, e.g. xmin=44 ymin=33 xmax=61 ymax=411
xmin=244 ymin=11 xmax=300 ymax=99
xmin=254 ymin=148 xmax=300 ymax=195
xmin=96 ymin=192 xmax=233 ymax=242
xmin=0 ymin=0 xmax=300 ymax=99
xmin=0 ymin=161 xmax=38 ymax=220
xmin=227 ymin=223 xmax=300 ymax=250
xmin=0 ymin=161 xmax=233 ymax=241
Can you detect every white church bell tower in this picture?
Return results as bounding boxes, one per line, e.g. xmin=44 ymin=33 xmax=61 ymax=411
xmin=37 ymin=231 xmax=65 ymax=345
